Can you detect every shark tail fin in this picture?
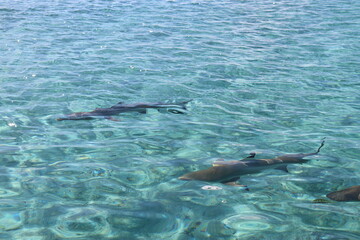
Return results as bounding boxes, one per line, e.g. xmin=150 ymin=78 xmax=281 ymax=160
xmin=315 ymin=137 xmax=326 ymax=154
xmin=276 ymin=138 xmax=326 ymax=160
xmin=298 ymin=137 xmax=326 ymax=158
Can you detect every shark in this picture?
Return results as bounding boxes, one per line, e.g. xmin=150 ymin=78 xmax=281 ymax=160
xmin=179 ymin=139 xmax=325 ymax=187
xmin=57 ymin=100 xmax=192 ymax=121
xmin=326 ymin=185 xmax=360 ymax=202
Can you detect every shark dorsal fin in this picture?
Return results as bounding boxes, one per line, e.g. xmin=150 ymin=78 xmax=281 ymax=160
xmin=110 ymin=102 xmax=124 ymax=108
xmin=239 ymin=152 xmax=257 ymax=161
xmin=246 ymin=152 xmax=256 ymax=158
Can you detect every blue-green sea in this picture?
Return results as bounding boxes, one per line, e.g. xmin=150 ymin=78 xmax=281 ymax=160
xmin=1 ymin=0 xmax=360 ymax=239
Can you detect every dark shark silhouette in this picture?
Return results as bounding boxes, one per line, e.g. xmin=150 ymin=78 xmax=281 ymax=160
xmin=326 ymin=185 xmax=360 ymax=201
xmin=179 ymin=139 xmax=325 ymax=187
xmin=57 ymin=100 xmax=192 ymax=121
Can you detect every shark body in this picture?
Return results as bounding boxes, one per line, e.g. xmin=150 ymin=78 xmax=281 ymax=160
xmin=179 ymin=140 xmax=325 ymax=186
xmin=57 ymin=100 xmax=192 ymax=121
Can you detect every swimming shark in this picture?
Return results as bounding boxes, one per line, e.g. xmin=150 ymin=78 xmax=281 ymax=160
xmin=179 ymin=139 xmax=325 ymax=187
xmin=326 ymin=185 xmax=360 ymax=201
xmin=57 ymin=100 xmax=192 ymax=121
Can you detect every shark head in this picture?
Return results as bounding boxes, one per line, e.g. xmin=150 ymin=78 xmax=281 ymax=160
xmin=326 ymin=185 xmax=360 ymax=201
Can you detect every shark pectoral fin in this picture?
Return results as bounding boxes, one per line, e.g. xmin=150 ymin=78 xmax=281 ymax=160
xmin=275 ymin=165 xmax=289 ymax=173
xmin=138 ymin=109 xmax=147 ymax=114
xmin=224 ymin=182 xmax=247 ymax=187
xmin=222 ymin=180 xmax=249 ymax=190
xmin=105 ymin=116 xmax=121 ymax=122
xmin=221 ymin=177 xmax=249 ymax=190
xmin=221 ymin=177 xmax=240 ymax=184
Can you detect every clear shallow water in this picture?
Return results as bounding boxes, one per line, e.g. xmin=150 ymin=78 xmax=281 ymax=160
xmin=1 ymin=0 xmax=360 ymax=239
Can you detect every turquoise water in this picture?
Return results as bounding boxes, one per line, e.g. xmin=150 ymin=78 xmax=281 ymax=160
xmin=1 ymin=0 xmax=360 ymax=239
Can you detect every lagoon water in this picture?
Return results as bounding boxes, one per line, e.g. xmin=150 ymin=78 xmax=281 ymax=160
xmin=1 ymin=0 xmax=360 ymax=239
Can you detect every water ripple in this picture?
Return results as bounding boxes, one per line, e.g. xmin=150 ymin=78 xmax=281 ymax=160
xmin=1 ymin=0 xmax=360 ymax=238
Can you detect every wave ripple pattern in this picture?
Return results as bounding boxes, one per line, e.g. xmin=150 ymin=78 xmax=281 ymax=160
xmin=0 ymin=0 xmax=360 ymax=239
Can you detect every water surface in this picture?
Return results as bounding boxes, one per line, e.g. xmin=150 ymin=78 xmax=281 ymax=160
xmin=1 ymin=0 xmax=360 ymax=239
